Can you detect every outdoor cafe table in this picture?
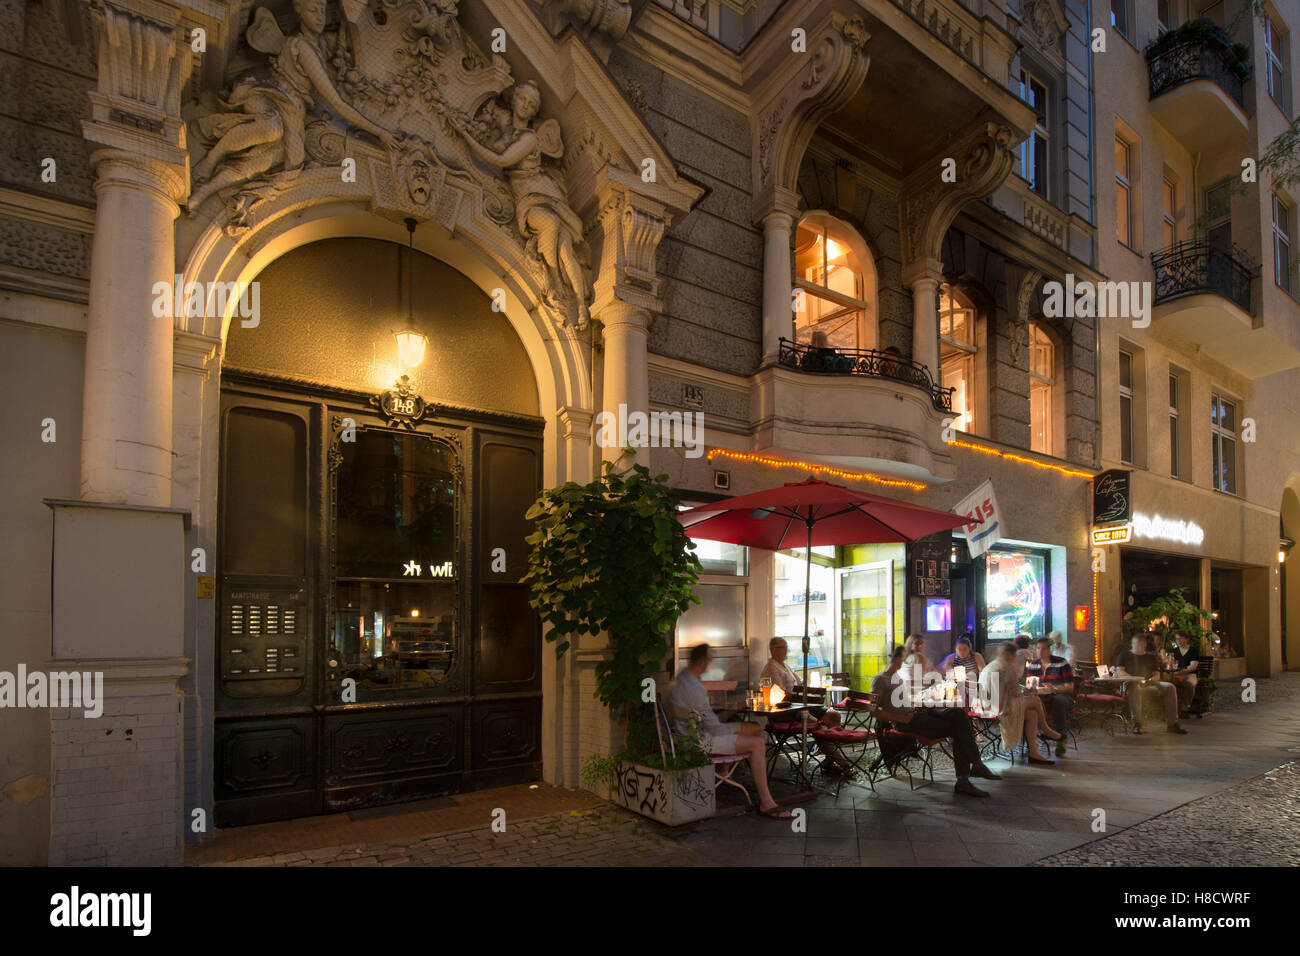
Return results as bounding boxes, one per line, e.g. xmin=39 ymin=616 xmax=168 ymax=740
xmin=738 ymin=703 xmax=822 ymax=788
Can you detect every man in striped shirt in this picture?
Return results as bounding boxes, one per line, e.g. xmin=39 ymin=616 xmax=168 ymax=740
xmin=1024 ymin=637 xmax=1074 ymax=757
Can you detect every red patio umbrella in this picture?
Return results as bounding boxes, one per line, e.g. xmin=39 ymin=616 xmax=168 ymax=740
xmin=678 ymin=478 xmax=967 ymax=785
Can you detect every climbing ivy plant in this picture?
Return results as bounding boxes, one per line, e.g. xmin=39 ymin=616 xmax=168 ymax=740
xmin=522 ymin=453 xmax=702 ymax=760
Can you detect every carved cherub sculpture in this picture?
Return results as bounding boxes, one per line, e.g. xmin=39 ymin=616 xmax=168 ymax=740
xmin=189 ymin=0 xmax=397 ymax=217
xmin=454 ymin=82 xmax=591 ymax=327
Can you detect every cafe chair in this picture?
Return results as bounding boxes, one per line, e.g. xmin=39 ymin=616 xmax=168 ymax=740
xmin=1074 ymin=675 xmax=1130 ymax=735
xmin=833 ymin=689 xmax=876 ymax=730
xmin=863 ymin=702 xmax=940 ymax=792
xmin=655 ymin=700 xmax=751 ymax=805
xmin=808 ymin=723 xmax=875 ymax=796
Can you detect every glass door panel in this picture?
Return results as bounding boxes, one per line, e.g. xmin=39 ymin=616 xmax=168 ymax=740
xmin=839 ymin=561 xmax=893 ymax=690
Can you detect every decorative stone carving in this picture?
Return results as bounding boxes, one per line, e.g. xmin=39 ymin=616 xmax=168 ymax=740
xmin=899 ymin=119 xmax=1017 ymax=266
xmin=1020 ymin=0 xmax=1069 ymax=58
xmin=1010 ymin=267 xmax=1043 ymax=366
xmin=537 ymin=0 xmax=632 ymax=60
xmin=590 ymin=183 xmax=669 ymax=318
xmin=187 ymin=0 xmax=595 ymax=326
xmin=752 ymin=13 xmax=870 ymax=202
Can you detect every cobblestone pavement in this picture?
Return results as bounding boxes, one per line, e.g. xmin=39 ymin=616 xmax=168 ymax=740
xmin=199 ymin=673 xmax=1300 ymax=867
xmin=1034 ymin=761 xmax=1300 ymax=867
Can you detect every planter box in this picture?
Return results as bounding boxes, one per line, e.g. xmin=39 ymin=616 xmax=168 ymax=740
xmin=1214 ymin=656 xmax=1246 ymax=680
xmin=610 ymin=761 xmax=715 ymax=826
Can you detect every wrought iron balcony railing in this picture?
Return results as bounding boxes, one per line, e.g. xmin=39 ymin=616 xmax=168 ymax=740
xmin=777 ymin=337 xmax=955 ymax=413
xmin=1151 ymin=239 xmax=1257 ymax=313
xmin=1146 ymin=26 xmax=1248 ymax=107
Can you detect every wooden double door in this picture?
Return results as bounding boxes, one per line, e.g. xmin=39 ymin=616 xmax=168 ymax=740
xmin=214 ymin=373 xmax=543 ymax=826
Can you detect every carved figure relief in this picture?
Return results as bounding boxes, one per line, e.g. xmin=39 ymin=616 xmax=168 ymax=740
xmin=188 ymin=0 xmax=595 ymax=327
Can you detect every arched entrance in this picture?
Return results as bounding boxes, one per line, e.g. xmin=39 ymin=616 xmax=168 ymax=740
xmin=214 ymin=237 xmax=546 ymax=826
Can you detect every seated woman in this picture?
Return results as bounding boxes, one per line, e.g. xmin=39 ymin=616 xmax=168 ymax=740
xmin=938 ymin=634 xmax=985 ymax=708
xmin=978 ymin=642 xmax=1064 ymax=766
xmin=670 ymin=643 xmax=791 ymax=818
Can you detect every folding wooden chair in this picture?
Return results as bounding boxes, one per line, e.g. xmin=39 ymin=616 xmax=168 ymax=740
xmin=655 ymin=701 xmax=750 ymax=805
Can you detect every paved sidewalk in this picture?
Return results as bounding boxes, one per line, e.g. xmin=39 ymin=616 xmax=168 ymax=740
xmin=193 ymin=673 xmax=1300 ymax=867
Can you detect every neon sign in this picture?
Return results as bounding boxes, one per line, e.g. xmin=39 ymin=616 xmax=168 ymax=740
xmin=1131 ymin=513 xmax=1205 ymax=546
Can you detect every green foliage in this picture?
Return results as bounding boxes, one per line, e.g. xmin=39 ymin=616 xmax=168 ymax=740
xmin=522 ymin=453 xmax=702 ymax=760
xmin=1122 ymin=588 xmax=1213 ymax=655
xmin=580 ymin=753 xmax=621 ymax=796
xmin=1145 ymin=19 xmax=1251 ymax=80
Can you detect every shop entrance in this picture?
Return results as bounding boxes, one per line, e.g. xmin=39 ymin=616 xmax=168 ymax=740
xmin=212 ymin=238 xmax=546 ymax=827
xmin=839 ymin=561 xmax=894 ymax=687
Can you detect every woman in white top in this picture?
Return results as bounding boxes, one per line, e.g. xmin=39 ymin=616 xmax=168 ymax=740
xmin=979 ymin=643 xmax=1062 ymax=765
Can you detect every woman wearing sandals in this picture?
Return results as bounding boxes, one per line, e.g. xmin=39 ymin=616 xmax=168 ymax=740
xmin=978 ymin=643 xmax=1065 ymax=765
xmin=669 ymin=643 xmax=793 ymax=818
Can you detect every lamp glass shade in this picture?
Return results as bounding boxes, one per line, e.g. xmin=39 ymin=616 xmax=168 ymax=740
xmin=395 ymin=330 xmax=428 ymax=367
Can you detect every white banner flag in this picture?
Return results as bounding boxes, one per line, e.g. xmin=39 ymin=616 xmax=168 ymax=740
xmin=954 ymin=479 xmax=1003 ymax=558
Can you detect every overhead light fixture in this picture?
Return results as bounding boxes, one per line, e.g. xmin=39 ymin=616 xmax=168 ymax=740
xmin=394 ymin=218 xmax=427 ymax=368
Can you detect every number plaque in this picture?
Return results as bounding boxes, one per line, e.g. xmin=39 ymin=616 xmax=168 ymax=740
xmin=370 ymin=374 xmax=431 ymax=428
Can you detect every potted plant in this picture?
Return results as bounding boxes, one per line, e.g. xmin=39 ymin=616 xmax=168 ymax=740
xmin=523 ymin=453 xmax=712 ymax=825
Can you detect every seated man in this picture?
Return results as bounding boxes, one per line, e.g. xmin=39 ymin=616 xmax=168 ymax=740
xmin=759 ymin=637 xmax=857 ymax=777
xmin=670 ymin=643 xmax=791 ymax=818
xmin=1048 ymin=630 xmax=1075 ymax=666
xmin=1168 ymin=631 xmax=1200 ymax=717
xmin=870 ymin=645 xmax=1001 ymax=797
xmin=1024 ymin=636 xmax=1075 ymax=758
xmin=1115 ymin=633 xmax=1188 ymax=735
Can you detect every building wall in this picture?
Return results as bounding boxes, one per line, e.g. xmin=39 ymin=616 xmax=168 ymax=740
xmin=1090 ymin=0 xmax=1300 ymax=673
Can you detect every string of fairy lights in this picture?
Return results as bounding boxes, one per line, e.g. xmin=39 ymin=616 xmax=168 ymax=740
xmin=705 ymin=438 xmax=1104 ymax=662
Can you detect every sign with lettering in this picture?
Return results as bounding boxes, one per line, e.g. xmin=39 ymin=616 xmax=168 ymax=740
xmin=954 ymin=479 xmax=1002 ymax=559
xmin=1092 ymin=469 xmax=1132 ymax=525
xmin=370 ymin=374 xmax=430 ymax=429
xmin=1091 ymin=525 xmax=1132 ymax=545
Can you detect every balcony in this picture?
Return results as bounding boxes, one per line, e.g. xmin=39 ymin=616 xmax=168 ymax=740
xmin=751 ymin=339 xmax=957 ymax=485
xmin=1152 ymin=239 xmax=1255 ymax=313
xmin=777 ymin=338 xmax=953 ymax=412
xmin=1151 ymin=240 xmax=1300 ymax=379
xmin=1146 ymin=23 xmax=1250 ymax=154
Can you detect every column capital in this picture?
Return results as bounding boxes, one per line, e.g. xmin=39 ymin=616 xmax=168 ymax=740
xmin=754 ymin=184 xmax=802 ymax=229
xmin=82 ymin=1 xmax=193 ymax=203
xmin=556 ymin=406 xmax=595 ymax=442
xmin=902 ymin=258 xmax=946 ymax=288
xmin=589 ymin=179 xmax=668 ymax=317
xmin=90 ymin=148 xmax=189 ymax=210
xmin=595 ymin=299 xmax=652 ymax=337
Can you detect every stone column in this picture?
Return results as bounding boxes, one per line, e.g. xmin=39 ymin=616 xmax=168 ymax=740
xmin=904 ymin=258 xmax=944 ymax=379
xmin=598 ymin=301 xmax=651 ymax=462
xmin=48 ymin=0 xmax=196 ymax=866
xmin=758 ymin=187 xmax=801 ymax=367
xmin=81 ymin=153 xmax=188 ymax=504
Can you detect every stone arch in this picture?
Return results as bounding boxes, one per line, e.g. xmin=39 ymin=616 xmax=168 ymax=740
xmin=178 ymin=190 xmax=595 ymax=484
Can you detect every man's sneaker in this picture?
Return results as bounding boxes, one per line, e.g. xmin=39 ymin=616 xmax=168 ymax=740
xmin=1055 ymin=740 xmax=1068 ymax=757
xmin=1168 ymin=723 xmax=1189 ymax=735
xmin=953 ymin=778 xmax=989 ymax=797
xmin=970 ymin=763 xmax=1002 ymax=780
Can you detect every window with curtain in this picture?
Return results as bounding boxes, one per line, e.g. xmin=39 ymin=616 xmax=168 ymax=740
xmin=793 ymin=217 xmax=873 ymax=350
xmin=939 ymin=287 xmax=978 ymax=434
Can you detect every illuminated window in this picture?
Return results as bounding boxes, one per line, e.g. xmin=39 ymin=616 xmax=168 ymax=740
xmin=793 ymin=216 xmax=874 ymax=350
xmin=939 ymin=287 xmax=978 ymax=433
xmin=1028 ymin=322 xmax=1055 ymax=455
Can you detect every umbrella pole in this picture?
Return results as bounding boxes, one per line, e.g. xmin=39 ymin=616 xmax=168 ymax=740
xmin=801 ymin=519 xmax=812 ymax=788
